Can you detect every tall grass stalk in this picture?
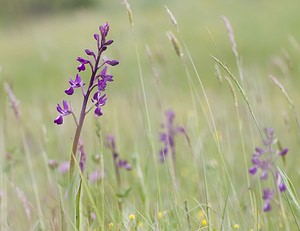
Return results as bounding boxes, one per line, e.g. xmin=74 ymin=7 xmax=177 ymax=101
xmin=212 ymin=56 xmax=262 ymax=137
xmin=166 ymin=30 xmax=212 ymax=229
xmin=222 ymin=16 xmax=244 ymax=84
xmin=22 ymin=131 xmax=45 ymax=230
xmin=279 ymin=168 xmax=300 ymax=230
xmin=122 ymin=0 xmax=162 ymax=216
xmin=72 ymin=153 xmax=102 ymax=230
xmin=269 ymin=74 xmax=300 ymax=135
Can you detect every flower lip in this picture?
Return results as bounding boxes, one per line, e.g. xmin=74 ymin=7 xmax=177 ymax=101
xmin=54 ymin=115 xmax=63 ymax=125
xmin=263 ymin=202 xmax=272 ymax=212
xmin=65 ymin=87 xmax=74 ymax=95
xmin=249 ymin=166 xmax=257 ymax=175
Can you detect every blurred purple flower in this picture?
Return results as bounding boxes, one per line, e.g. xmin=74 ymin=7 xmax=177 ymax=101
xmin=78 ymin=140 xmax=86 ymax=173
xmin=48 ymin=159 xmax=58 ymax=170
xmin=159 ymin=109 xmax=185 ymax=162
xmin=58 ymin=161 xmax=70 ymax=174
xmin=106 ymin=135 xmax=116 ymax=153
xmin=249 ymin=128 xmax=288 ymax=212
xmin=118 ymin=159 xmax=132 ymax=171
xmin=89 ymin=170 xmax=102 ymax=183
xmin=90 ymin=212 xmax=96 ymax=221
xmin=263 ymin=188 xmax=273 ymax=212
xmin=106 ymin=135 xmax=131 ymax=171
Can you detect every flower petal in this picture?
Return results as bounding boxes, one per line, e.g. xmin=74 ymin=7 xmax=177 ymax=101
xmin=54 ymin=115 xmax=63 ymax=125
xmin=65 ymin=87 xmax=74 ymax=95
xmin=94 ymin=107 xmax=103 ymax=117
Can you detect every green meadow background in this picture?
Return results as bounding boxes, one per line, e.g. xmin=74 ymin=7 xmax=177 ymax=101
xmin=1 ymin=0 xmax=300 ymax=230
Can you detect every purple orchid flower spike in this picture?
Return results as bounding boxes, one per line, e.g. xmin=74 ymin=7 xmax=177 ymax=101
xmin=54 ymin=100 xmax=71 ymax=125
xmin=249 ymin=128 xmax=288 ymax=212
xmin=54 ymin=22 xmax=119 ymax=178
xmin=159 ymin=109 xmax=186 ymax=162
xmin=262 ymin=188 xmax=273 ymax=212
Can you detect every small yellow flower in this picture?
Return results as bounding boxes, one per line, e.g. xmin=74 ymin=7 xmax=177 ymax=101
xmin=108 ymin=222 xmax=114 ymax=229
xmin=129 ymin=214 xmax=135 ymax=221
xmin=157 ymin=211 xmax=163 ymax=220
xmin=233 ymin=224 xmax=240 ymax=229
xmin=201 ymin=219 xmax=208 ymax=226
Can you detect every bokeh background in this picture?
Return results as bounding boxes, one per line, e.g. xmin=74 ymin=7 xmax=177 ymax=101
xmin=1 ymin=0 xmax=300 ymax=229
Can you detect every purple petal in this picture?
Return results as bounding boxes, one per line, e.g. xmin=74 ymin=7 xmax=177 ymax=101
xmin=58 ymin=161 xmax=70 ymax=174
xmin=99 ymin=22 xmax=109 ymax=38
xmin=251 ymin=157 xmax=260 ymax=165
xmin=279 ymin=148 xmax=288 ymax=156
xmin=263 ymin=202 xmax=272 ymax=212
xmin=125 ymin=162 xmax=132 ymax=171
xmin=77 ymin=57 xmax=89 ymax=64
xmin=100 ymin=66 xmax=108 ymax=76
xmin=159 ymin=147 xmax=168 ymax=162
xmin=255 ymin=147 xmax=264 ymax=155
xmin=97 ymin=94 xmax=107 ymax=105
xmin=249 ymin=166 xmax=257 ymax=175
xmin=106 ymin=60 xmax=119 ymax=66
xmin=65 ymin=87 xmax=74 ymax=95
xmin=105 ymin=40 xmax=113 ymax=45
xmin=166 ymin=109 xmax=175 ymax=123
xmin=89 ymin=170 xmax=102 ymax=183
xmin=279 ymin=183 xmax=286 ymax=192
xmin=54 ymin=115 xmax=63 ymax=125
xmin=176 ymin=126 xmax=185 ymax=133
xmin=118 ymin=159 xmax=125 ymax=167
xmin=77 ymin=63 xmax=86 ymax=72
xmin=263 ymin=188 xmax=273 ymax=200
xmin=75 ymin=74 xmax=81 ymax=83
xmin=160 ymin=133 xmax=167 ymax=142
xmin=56 ymin=103 xmax=64 ymax=114
xmin=94 ymin=34 xmax=99 ymax=41
xmin=92 ymin=91 xmax=100 ymax=102
xmin=85 ymin=49 xmax=95 ymax=56
xmin=94 ymin=107 xmax=103 ymax=117
xmin=260 ymin=171 xmax=268 ymax=180
xmin=276 ymin=172 xmax=287 ymax=192
xmin=63 ymin=100 xmax=69 ymax=111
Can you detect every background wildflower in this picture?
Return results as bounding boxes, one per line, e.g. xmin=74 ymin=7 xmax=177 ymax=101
xmin=89 ymin=170 xmax=102 ymax=184
xmin=159 ymin=109 xmax=185 ymax=162
xmin=249 ymin=128 xmax=288 ymax=212
xmin=129 ymin=213 xmax=135 ymax=221
xmin=58 ymin=161 xmax=70 ymax=174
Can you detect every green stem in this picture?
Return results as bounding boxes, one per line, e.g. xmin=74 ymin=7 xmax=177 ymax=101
xmin=76 ymin=180 xmax=82 ymax=230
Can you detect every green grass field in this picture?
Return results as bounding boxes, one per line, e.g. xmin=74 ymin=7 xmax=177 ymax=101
xmin=1 ymin=0 xmax=300 ymax=230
